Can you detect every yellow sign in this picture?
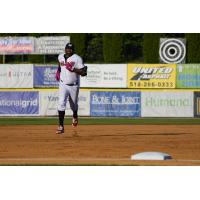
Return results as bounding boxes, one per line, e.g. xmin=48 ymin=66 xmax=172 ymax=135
xmin=127 ymin=64 xmax=176 ymax=88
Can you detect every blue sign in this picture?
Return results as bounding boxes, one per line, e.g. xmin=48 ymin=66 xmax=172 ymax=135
xmin=0 ymin=91 xmax=39 ymax=115
xmin=34 ymin=65 xmax=59 ymax=87
xmin=90 ymin=91 xmax=141 ymax=117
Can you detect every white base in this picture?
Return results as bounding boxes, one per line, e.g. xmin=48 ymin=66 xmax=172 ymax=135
xmin=131 ymin=152 xmax=172 ymax=161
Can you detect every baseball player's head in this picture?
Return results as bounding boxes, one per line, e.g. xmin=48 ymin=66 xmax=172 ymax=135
xmin=65 ymin=43 xmax=74 ymax=57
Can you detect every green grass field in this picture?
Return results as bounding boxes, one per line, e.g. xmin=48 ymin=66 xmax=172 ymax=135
xmin=0 ymin=117 xmax=200 ymax=125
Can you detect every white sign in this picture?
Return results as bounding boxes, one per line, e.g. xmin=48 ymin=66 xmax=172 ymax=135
xmin=35 ymin=36 xmax=70 ymax=54
xmin=39 ymin=90 xmax=90 ymax=116
xmin=80 ymin=64 xmax=127 ymax=88
xmin=141 ymin=91 xmax=194 ymax=117
xmin=0 ymin=64 xmax=33 ymax=88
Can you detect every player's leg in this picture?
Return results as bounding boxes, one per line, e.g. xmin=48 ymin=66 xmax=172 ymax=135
xmin=56 ymin=83 xmax=69 ymax=133
xmin=68 ymin=85 xmax=79 ymax=127
xmin=69 ymin=95 xmax=78 ymax=127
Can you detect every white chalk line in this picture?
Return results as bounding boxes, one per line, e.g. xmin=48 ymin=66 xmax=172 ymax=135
xmin=0 ymin=157 xmax=200 ymax=163
xmin=0 ymin=157 xmax=127 ymax=161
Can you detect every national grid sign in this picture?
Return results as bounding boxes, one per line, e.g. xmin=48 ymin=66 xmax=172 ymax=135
xmin=0 ymin=91 xmax=39 ymax=115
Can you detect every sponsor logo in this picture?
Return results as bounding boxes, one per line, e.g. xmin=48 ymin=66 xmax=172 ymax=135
xmin=131 ymin=66 xmax=173 ymax=80
xmin=7 ymin=71 xmax=32 ymax=78
xmin=0 ymin=71 xmax=32 ymax=78
xmin=47 ymin=96 xmax=59 ymax=101
xmin=92 ymin=94 xmax=140 ymax=105
xmin=44 ymin=68 xmax=57 ymax=81
xmin=46 ymin=95 xmax=86 ymax=102
xmin=84 ymin=66 xmax=102 ymax=83
xmin=0 ymin=38 xmax=33 ymax=45
xmin=0 ymin=98 xmax=38 ymax=108
xmin=145 ymin=97 xmax=191 ymax=107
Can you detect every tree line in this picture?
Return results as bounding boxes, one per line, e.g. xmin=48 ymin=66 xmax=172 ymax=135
xmin=0 ymin=33 xmax=199 ymax=64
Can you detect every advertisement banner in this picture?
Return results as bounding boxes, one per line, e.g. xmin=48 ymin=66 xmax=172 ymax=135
xmin=0 ymin=91 xmax=39 ymax=116
xmin=127 ymin=64 xmax=176 ymax=88
xmin=35 ymin=36 xmax=70 ymax=54
xmin=34 ymin=65 xmax=59 ymax=88
xmin=0 ymin=64 xmax=33 ymax=88
xmin=141 ymin=91 xmax=193 ymax=117
xmin=194 ymin=92 xmax=200 ymax=117
xmin=80 ymin=64 xmax=127 ymax=88
xmin=39 ymin=90 xmax=90 ymax=116
xmin=177 ymin=64 xmax=200 ymax=88
xmin=90 ymin=91 xmax=141 ymax=117
xmin=0 ymin=37 xmax=34 ymax=54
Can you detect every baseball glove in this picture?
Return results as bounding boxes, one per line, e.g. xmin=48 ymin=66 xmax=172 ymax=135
xmin=80 ymin=66 xmax=87 ymax=77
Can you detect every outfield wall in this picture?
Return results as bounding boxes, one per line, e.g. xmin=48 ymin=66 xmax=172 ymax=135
xmin=1 ymin=63 xmax=200 ymax=117
xmin=0 ymin=89 xmax=198 ymax=117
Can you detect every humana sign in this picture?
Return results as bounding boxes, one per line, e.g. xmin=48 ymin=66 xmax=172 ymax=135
xmin=145 ymin=97 xmax=191 ymax=107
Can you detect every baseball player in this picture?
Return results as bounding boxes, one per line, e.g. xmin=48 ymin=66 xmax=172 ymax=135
xmin=55 ymin=42 xmax=87 ymax=134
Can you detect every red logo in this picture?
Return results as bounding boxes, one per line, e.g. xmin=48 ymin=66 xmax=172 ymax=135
xmin=66 ymin=62 xmax=75 ymax=67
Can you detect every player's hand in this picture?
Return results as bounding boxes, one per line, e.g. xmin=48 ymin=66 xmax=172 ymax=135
xmin=65 ymin=62 xmax=75 ymax=72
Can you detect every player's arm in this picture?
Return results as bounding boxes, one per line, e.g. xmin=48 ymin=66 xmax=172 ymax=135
xmin=58 ymin=54 xmax=65 ymax=66
xmin=65 ymin=57 xmax=87 ymax=76
xmin=65 ymin=63 xmax=87 ymax=76
xmin=56 ymin=55 xmax=63 ymax=81
xmin=55 ymin=62 xmax=61 ymax=81
xmin=57 ymin=61 xmax=61 ymax=71
xmin=74 ymin=57 xmax=87 ymax=76
xmin=73 ymin=66 xmax=87 ymax=76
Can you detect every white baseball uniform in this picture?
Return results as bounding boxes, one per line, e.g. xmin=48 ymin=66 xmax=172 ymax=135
xmin=57 ymin=53 xmax=84 ymax=112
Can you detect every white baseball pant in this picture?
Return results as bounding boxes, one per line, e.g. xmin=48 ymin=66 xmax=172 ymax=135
xmin=58 ymin=81 xmax=79 ymax=112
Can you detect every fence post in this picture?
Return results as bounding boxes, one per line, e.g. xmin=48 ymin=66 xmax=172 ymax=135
xmin=3 ymin=54 xmax=5 ymax=64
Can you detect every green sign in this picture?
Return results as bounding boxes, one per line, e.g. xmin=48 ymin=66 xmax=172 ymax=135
xmin=177 ymin=64 xmax=200 ymax=88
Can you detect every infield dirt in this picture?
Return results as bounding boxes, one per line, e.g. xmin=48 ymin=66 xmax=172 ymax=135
xmin=0 ymin=125 xmax=200 ymax=165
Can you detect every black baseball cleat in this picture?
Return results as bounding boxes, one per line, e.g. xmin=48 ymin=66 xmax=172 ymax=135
xmin=72 ymin=118 xmax=78 ymax=127
xmin=56 ymin=126 xmax=64 ymax=134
